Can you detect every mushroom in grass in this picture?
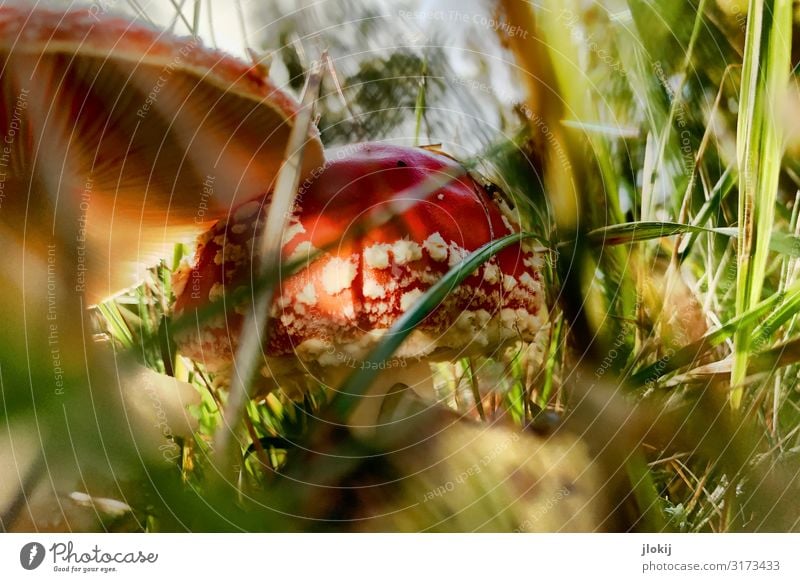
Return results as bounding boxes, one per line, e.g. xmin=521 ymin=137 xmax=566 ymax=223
xmin=172 ymin=143 xmax=548 ymax=411
xmin=0 ymin=5 xmax=324 ymax=303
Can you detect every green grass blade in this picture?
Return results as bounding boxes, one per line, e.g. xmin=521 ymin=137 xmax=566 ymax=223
xmin=732 ymin=0 xmax=792 ymax=409
xmin=751 ymin=285 xmax=800 ymax=349
xmin=586 ymin=221 xmax=719 ymax=245
xmin=97 ymin=301 xmax=135 ymax=349
xmin=627 ymin=456 xmax=670 ymax=531
xmin=587 ymin=220 xmax=800 ymax=257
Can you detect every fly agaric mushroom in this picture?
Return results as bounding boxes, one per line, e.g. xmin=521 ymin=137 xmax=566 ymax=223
xmin=172 ymin=143 xmax=547 ymax=404
xmin=0 ymin=6 xmax=324 ymax=303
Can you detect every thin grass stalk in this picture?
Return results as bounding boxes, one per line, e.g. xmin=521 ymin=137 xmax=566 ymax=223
xmin=211 ymin=61 xmax=323 ymax=472
xmin=167 ymin=0 xmax=193 ymax=33
xmin=653 ymin=0 xmax=708 ymax=220
xmin=464 ymin=358 xmax=486 ymax=421
xmin=192 ymin=0 xmax=201 ymax=36
xmin=539 ymin=312 xmax=562 ymax=408
xmin=413 ymin=56 xmax=428 ymax=146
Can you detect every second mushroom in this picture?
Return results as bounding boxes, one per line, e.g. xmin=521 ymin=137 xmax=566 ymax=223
xmin=172 ymin=143 xmax=548 ymax=419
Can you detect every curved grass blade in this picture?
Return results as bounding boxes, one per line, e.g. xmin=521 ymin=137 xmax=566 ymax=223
xmin=330 ymin=232 xmax=542 ymax=420
xmin=586 ymin=221 xmax=719 ymax=246
xmin=586 ymin=221 xmax=800 ymax=258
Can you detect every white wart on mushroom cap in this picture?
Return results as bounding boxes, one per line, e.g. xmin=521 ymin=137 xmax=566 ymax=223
xmin=173 ymin=143 xmax=547 ymax=377
xmin=0 ymin=6 xmax=324 ymax=303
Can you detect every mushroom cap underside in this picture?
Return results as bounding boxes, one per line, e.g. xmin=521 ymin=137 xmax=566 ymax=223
xmin=0 ymin=6 xmax=325 ymax=302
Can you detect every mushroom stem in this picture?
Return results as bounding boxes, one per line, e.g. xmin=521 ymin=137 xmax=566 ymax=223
xmin=320 ymin=359 xmax=437 ymax=434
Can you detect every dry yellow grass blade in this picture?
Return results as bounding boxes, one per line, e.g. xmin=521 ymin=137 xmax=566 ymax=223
xmin=498 ymin=0 xmax=580 ymax=231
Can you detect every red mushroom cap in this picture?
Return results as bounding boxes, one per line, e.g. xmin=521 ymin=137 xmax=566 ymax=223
xmin=173 ymin=143 xmax=546 ymax=375
xmin=0 ymin=6 xmax=324 ymax=302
